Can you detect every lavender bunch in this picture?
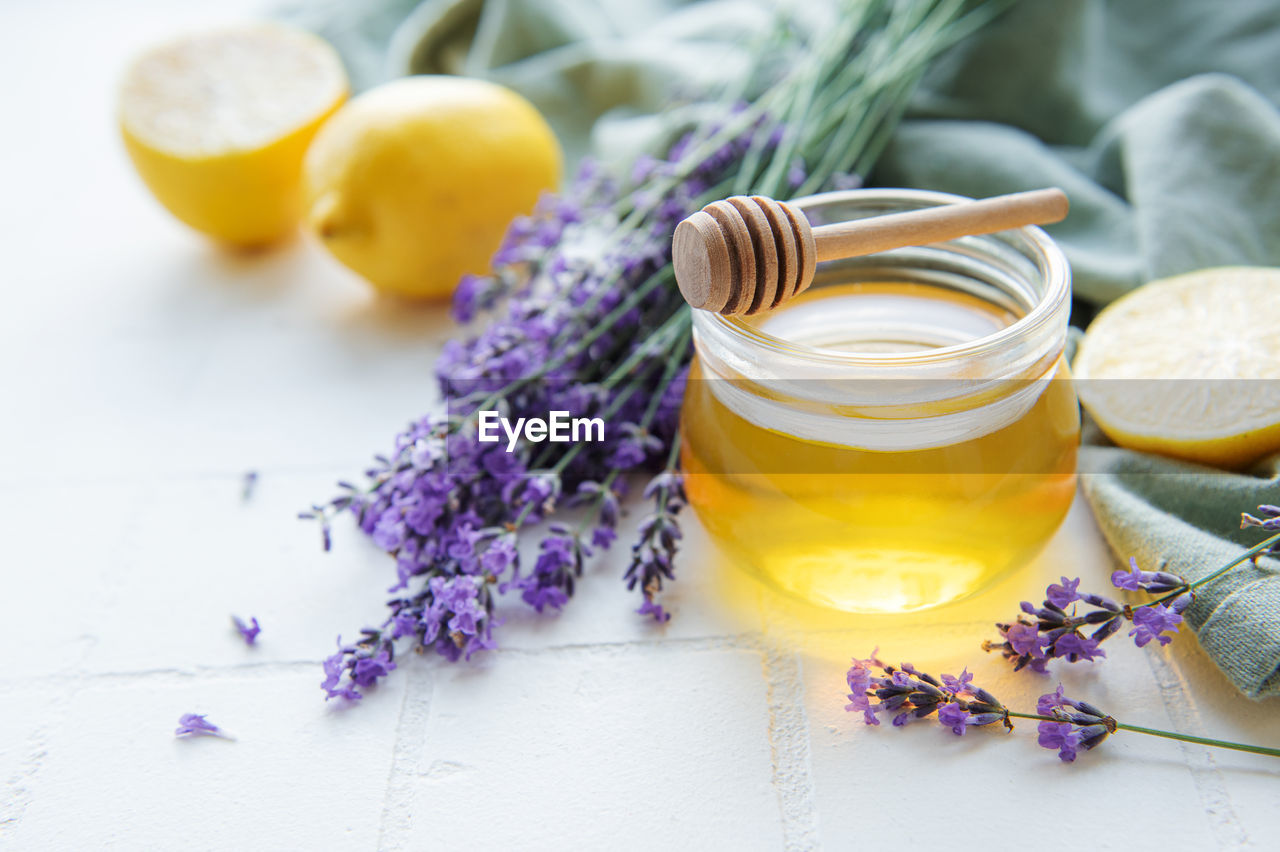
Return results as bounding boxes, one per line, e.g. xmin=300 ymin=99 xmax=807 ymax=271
xmin=845 ymin=656 xmax=1280 ymax=762
xmin=305 ymin=0 xmax=1013 ymax=701
xmin=985 ymin=507 xmax=1280 ymax=673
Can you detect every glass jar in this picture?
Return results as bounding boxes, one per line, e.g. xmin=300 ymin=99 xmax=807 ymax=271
xmin=680 ymin=188 xmax=1079 ymax=613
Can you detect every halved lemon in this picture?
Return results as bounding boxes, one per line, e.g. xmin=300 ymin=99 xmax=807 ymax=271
xmin=118 ymin=24 xmax=347 ymax=247
xmin=1074 ymin=267 xmax=1280 ymax=468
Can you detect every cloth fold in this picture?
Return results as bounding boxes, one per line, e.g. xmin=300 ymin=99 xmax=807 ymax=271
xmin=276 ymin=0 xmax=1280 ymax=697
xmin=1080 ymin=445 xmax=1280 ymax=698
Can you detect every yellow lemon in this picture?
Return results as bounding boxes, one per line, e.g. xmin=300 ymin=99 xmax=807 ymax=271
xmin=302 ymin=76 xmax=562 ymax=300
xmin=119 ymin=25 xmax=347 ymax=247
xmin=1074 ymin=267 xmax=1280 ymax=468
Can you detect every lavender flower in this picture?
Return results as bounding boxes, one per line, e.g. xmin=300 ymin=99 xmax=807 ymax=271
xmin=1242 ymin=505 xmax=1280 ymax=558
xmin=1036 ymin=721 xmax=1083 ymax=762
xmin=844 ymin=652 xmax=881 ymax=725
xmin=1034 ymin=686 xmax=1113 ymax=762
xmin=1241 ymin=504 xmax=1280 ymax=530
xmin=986 ymin=563 xmax=1192 ymax=671
xmin=175 ymin=713 xmax=230 ymax=739
xmin=625 ymin=470 xmax=686 ymax=622
xmin=1128 ymin=599 xmax=1188 ymax=647
xmin=844 ymin=657 xmax=1007 ymax=734
xmin=231 ymin=615 xmax=260 ymax=645
xmin=321 ymin=641 xmax=363 ymax=701
xmin=1110 ymin=557 xmax=1186 ymax=593
xmin=845 ymin=661 xmax=1280 ymax=763
xmin=1046 ymin=576 xmax=1081 ymax=608
xmin=986 ymin=507 xmax=1280 ymax=674
xmin=937 ymin=702 xmax=979 ymax=735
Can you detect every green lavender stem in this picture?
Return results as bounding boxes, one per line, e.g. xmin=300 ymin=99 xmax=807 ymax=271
xmin=1152 ymin=530 xmax=1280 ymax=606
xmin=1004 ymin=711 xmax=1280 ymax=758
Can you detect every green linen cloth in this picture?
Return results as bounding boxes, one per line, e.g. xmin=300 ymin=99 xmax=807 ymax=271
xmin=277 ymin=0 xmax=1280 ymax=697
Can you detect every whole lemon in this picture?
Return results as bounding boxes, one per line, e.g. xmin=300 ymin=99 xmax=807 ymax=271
xmin=118 ymin=25 xmax=348 ymax=247
xmin=303 ymin=76 xmax=562 ymax=300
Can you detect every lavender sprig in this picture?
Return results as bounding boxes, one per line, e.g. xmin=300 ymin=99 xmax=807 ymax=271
xmin=985 ymin=508 xmax=1280 ymax=672
xmin=626 ymin=449 xmax=687 ymax=623
xmin=845 ymin=657 xmax=1280 ymax=762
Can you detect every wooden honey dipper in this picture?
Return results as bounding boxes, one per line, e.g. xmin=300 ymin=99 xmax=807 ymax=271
xmin=672 ymin=188 xmax=1069 ymax=315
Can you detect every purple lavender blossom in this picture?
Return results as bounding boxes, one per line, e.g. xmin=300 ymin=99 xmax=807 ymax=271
xmin=937 ymin=702 xmax=976 ymax=735
xmin=321 ymin=641 xmax=364 ymax=701
xmin=175 ymin=713 xmax=230 ymax=739
xmin=626 ymin=471 xmax=686 ymax=621
xmin=351 ymin=648 xmax=396 ymax=687
xmin=321 ymin=634 xmax=406 ymax=699
xmin=845 ymin=658 xmax=1007 ymax=735
xmin=635 ymin=598 xmax=670 ymax=622
xmin=1005 ymin=622 xmax=1047 ymax=659
xmin=845 ymin=654 xmax=881 ymax=726
xmin=846 ymin=663 xmax=1125 ymax=763
xmin=231 ymin=615 xmax=260 ymax=646
xmin=1034 ymin=686 xmax=1114 ymax=761
xmin=1128 ymin=602 xmax=1184 ymax=647
xmin=941 ymin=668 xmax=974 ymax=695
xmin=1241 ymin=505 xmax=1280 ymax=531
xmin=242 ymin=471 xmax=258 ymax=502
xmin=479 ymin=536 xmax=518 ymax=578
xmin=787 ymin=158 xmax=807 ymax=188
xmin=1053 ymin=632 xmax=1106 ymax=662
xmin=987 ymin=569 xmax=1197 ymax=671
xmin=1037 ymin=721 xmax=1082 ymax=762
xmin=1046 ymin=576 xmax=1081 ymax=608
xmin=1111 ymin=558 xmax=1146 ymax=591
xmin=1111 ymin=557 xmax=1187 ymax=594
xmin=986 ymin=621 xmax=1049 ymax=673
xmin=845 ymin=662 xmax=1275 ymax=764
xmin=1241 ymin=505 xmax=1280 ymax=558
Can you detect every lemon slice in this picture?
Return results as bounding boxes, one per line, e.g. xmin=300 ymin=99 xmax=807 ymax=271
xmin=1074 ymin=266 xmax=1280 ymax=468
xmin=119 ymin=25 xmax=347 ymax=246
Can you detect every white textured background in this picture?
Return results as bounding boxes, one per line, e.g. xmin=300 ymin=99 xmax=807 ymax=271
xmin=2 ymin=1 xmax=1277 ymax=849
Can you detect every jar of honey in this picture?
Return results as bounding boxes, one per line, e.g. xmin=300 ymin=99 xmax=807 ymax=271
xmin=680 ymin=188 xmax=1079 ymax=613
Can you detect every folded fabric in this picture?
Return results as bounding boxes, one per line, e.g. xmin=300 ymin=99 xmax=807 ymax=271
xmin=275 ymin=0 xmax=784 ymax=165
xmin=1080 ymin=444 xmax=1280 ymax=698
xmin=276 ymin=0 xmax=1280 ymax=697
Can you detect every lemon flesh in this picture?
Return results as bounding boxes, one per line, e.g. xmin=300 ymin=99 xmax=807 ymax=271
xmin=119 ymin=25 xmax=348 ymax=247
xmin=1074 ymin=267 xmax=1280 ymax=468
xmin=303 ymin=76 xmax=562 ymax=300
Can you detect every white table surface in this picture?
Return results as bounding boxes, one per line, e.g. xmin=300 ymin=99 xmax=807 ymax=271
xmin=2 ymin=1 xmax=1277 ymax=849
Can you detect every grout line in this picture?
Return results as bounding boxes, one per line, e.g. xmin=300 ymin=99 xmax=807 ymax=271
xmin=1145 ymin=645 xmax=1247 ymax=849
xmin=0 ymin=633 xmax=762 ymax=692
xmin=376 ymin=663 xmax=434 ymax=852
xmin=0 ymin=462 xmax=380 ymax=493
xmin=758 ymin=635 xmax=821 ymax=851
xmin=0 ymin=658 xmax=326 ymax=690
xmin=0 ymin=676 xmax=84 ymax=842
xmin=0 ymin=719 xmax=53 ymax=840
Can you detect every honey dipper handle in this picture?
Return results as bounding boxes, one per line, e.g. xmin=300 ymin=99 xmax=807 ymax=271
xmin=810 ymin=188 xmax=1069 ymax=263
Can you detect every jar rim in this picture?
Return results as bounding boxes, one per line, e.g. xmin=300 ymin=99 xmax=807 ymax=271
xmin=699 ymin=187 xmax=1071 ymax=367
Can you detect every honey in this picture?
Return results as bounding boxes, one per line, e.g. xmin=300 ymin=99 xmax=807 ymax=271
xmin=679 ymin=189 xmax=1078 ymax=613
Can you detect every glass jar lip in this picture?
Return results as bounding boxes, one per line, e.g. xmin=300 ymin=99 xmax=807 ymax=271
xmin=700 ymin=187 xmax=1071 ymax=367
